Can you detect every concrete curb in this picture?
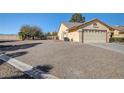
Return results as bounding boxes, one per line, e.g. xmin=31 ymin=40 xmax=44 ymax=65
xmin=0 ymin=54 xmax=58 ymax=79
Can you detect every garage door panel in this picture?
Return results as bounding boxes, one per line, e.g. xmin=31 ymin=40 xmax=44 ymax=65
xmin=83 ymin=30 xmax=106 ymax=43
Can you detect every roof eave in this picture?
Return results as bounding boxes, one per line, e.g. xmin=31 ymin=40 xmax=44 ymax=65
xmin=69 ymin=18 xmax=115 ymax=31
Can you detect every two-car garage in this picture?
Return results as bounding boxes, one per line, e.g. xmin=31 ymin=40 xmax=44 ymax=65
xmin=82 ymin=29 xmax=107 ymax=43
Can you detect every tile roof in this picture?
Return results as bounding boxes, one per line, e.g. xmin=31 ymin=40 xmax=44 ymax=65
xmin=62 ymin=22 xmax=83 ymax=28
xmin=62 ymin=19 xmax=114 ymax=31
xmin=112 ymin=26 xmax=124 ymax=32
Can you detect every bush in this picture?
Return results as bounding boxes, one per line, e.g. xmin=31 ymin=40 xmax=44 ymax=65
xmin=64 ymin=37 xmax=70 ymax=41
xmin=109 ymin=37 xmax=124 ymax=43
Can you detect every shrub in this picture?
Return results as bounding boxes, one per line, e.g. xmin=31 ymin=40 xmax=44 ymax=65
xmin=64 ymin=37 xmax=70 ymax=41
xmin=109 ymin=37 xmax=124 ymax=43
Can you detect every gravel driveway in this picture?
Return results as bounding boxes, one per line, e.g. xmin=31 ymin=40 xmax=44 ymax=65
xmin=88 ymin=43 xmax=124 ymax=55
xmin=1 ymin=40 xmax=124 ymax=79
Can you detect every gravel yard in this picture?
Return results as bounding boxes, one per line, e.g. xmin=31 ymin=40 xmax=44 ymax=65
xmin=0 ymin=59 xmax=32 ymax=79
xmin=0 ymin=40 xmax=124 ymax=79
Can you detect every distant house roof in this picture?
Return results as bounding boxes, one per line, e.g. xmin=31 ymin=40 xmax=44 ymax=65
xmin=112 ymin=26 xmax=124 ymax=32
xmin=62 ymin=22 xmax=83 ymax=28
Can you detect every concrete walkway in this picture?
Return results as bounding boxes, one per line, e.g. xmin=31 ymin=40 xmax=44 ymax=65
xmin=87 ymin=43 xmax=124 ymax=55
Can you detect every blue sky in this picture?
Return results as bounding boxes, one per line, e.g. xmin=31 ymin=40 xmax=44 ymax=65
xmin=0 ymin=13 xmax=124 ymax=34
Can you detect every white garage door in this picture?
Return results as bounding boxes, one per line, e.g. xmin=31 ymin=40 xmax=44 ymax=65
xmin=83 ymin=30 xmax=107 ymax=43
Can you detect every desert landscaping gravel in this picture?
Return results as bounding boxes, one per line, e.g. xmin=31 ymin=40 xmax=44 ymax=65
xmin=1 ymin=40 xmax=124 ymax=79
xmin=0 ymin=59 xmax=32 ymax=79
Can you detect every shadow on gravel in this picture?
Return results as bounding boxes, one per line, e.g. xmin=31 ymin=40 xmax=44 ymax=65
xmin=0 ymin=59 xmax=5 ymax=65
xmin=34 ymin=64 xmax=53 ymax=73
xmin=1 ymin=73 xmax=33 ymax=79
xmin=6 ymin=51 xmax=28 ymax=58
xmin=1 ymin=64 xmax=53 ymax=79
xmin=0 ymin=42 xmax=42 ymax=52
xmin=0 ymin=40 xmax=17 ymax=43
xmin=0 ymin=51 xmax=28 ymax=65
xmin=0 ymin=42 xmax=53 ymax=79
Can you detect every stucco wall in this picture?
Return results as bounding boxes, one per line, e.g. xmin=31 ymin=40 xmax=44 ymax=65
xmin=0 ymin=34 xmax=19 ymax=40
xmin=83 ymin=21 xmax=108 ymax=30
xmin=118 ymin=34 xmax=124 ymax=37
xmin=67 ymin=31 xmax=80 ymax=42
xmin=58 ymin=24 xmax=68 ymax=40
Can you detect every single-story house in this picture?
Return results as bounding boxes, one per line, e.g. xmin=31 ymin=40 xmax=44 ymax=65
xmin=58 ymin=18 xmax=118 ymax=43
xmin=112 ymin=26 xmax=124 ymax=38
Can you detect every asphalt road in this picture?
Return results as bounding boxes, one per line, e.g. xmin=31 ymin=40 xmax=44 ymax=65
xmin=0 ymin=40 xmax=124 ymax=79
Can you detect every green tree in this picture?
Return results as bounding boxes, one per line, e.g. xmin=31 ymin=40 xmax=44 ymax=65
xmin=30 ymin=26 xmax=43 ymax=40
xmin=18 ymin=25 xmax=43 ymax=40
xmin=19 ymin=25 xmax=30 ymax=40
xmin=46 ymin=32 xmax=52 ymax=36
xmin=18 ymin=31 xmax=25 ymax=40
xmin=69 ymin=13 xmax=85 ymax=23
xmin=52 ymin=32 xmax=58 ymax=36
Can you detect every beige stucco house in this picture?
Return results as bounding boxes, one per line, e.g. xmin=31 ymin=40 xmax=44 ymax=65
xmin=58 ymin=18 xmax=115 ymax=43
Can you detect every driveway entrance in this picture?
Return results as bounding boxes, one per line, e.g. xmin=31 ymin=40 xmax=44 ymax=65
xmin=87 ymin=43 xmax=124 ymax=55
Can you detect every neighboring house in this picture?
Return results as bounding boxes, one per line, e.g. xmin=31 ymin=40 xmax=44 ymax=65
xmin=58 ymin=18 xmax=114 ymax=43
xmin=112 ymin=26 xmax=124 ymax=38
xmin=47 ymin=36 xmax=57 ymax=40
